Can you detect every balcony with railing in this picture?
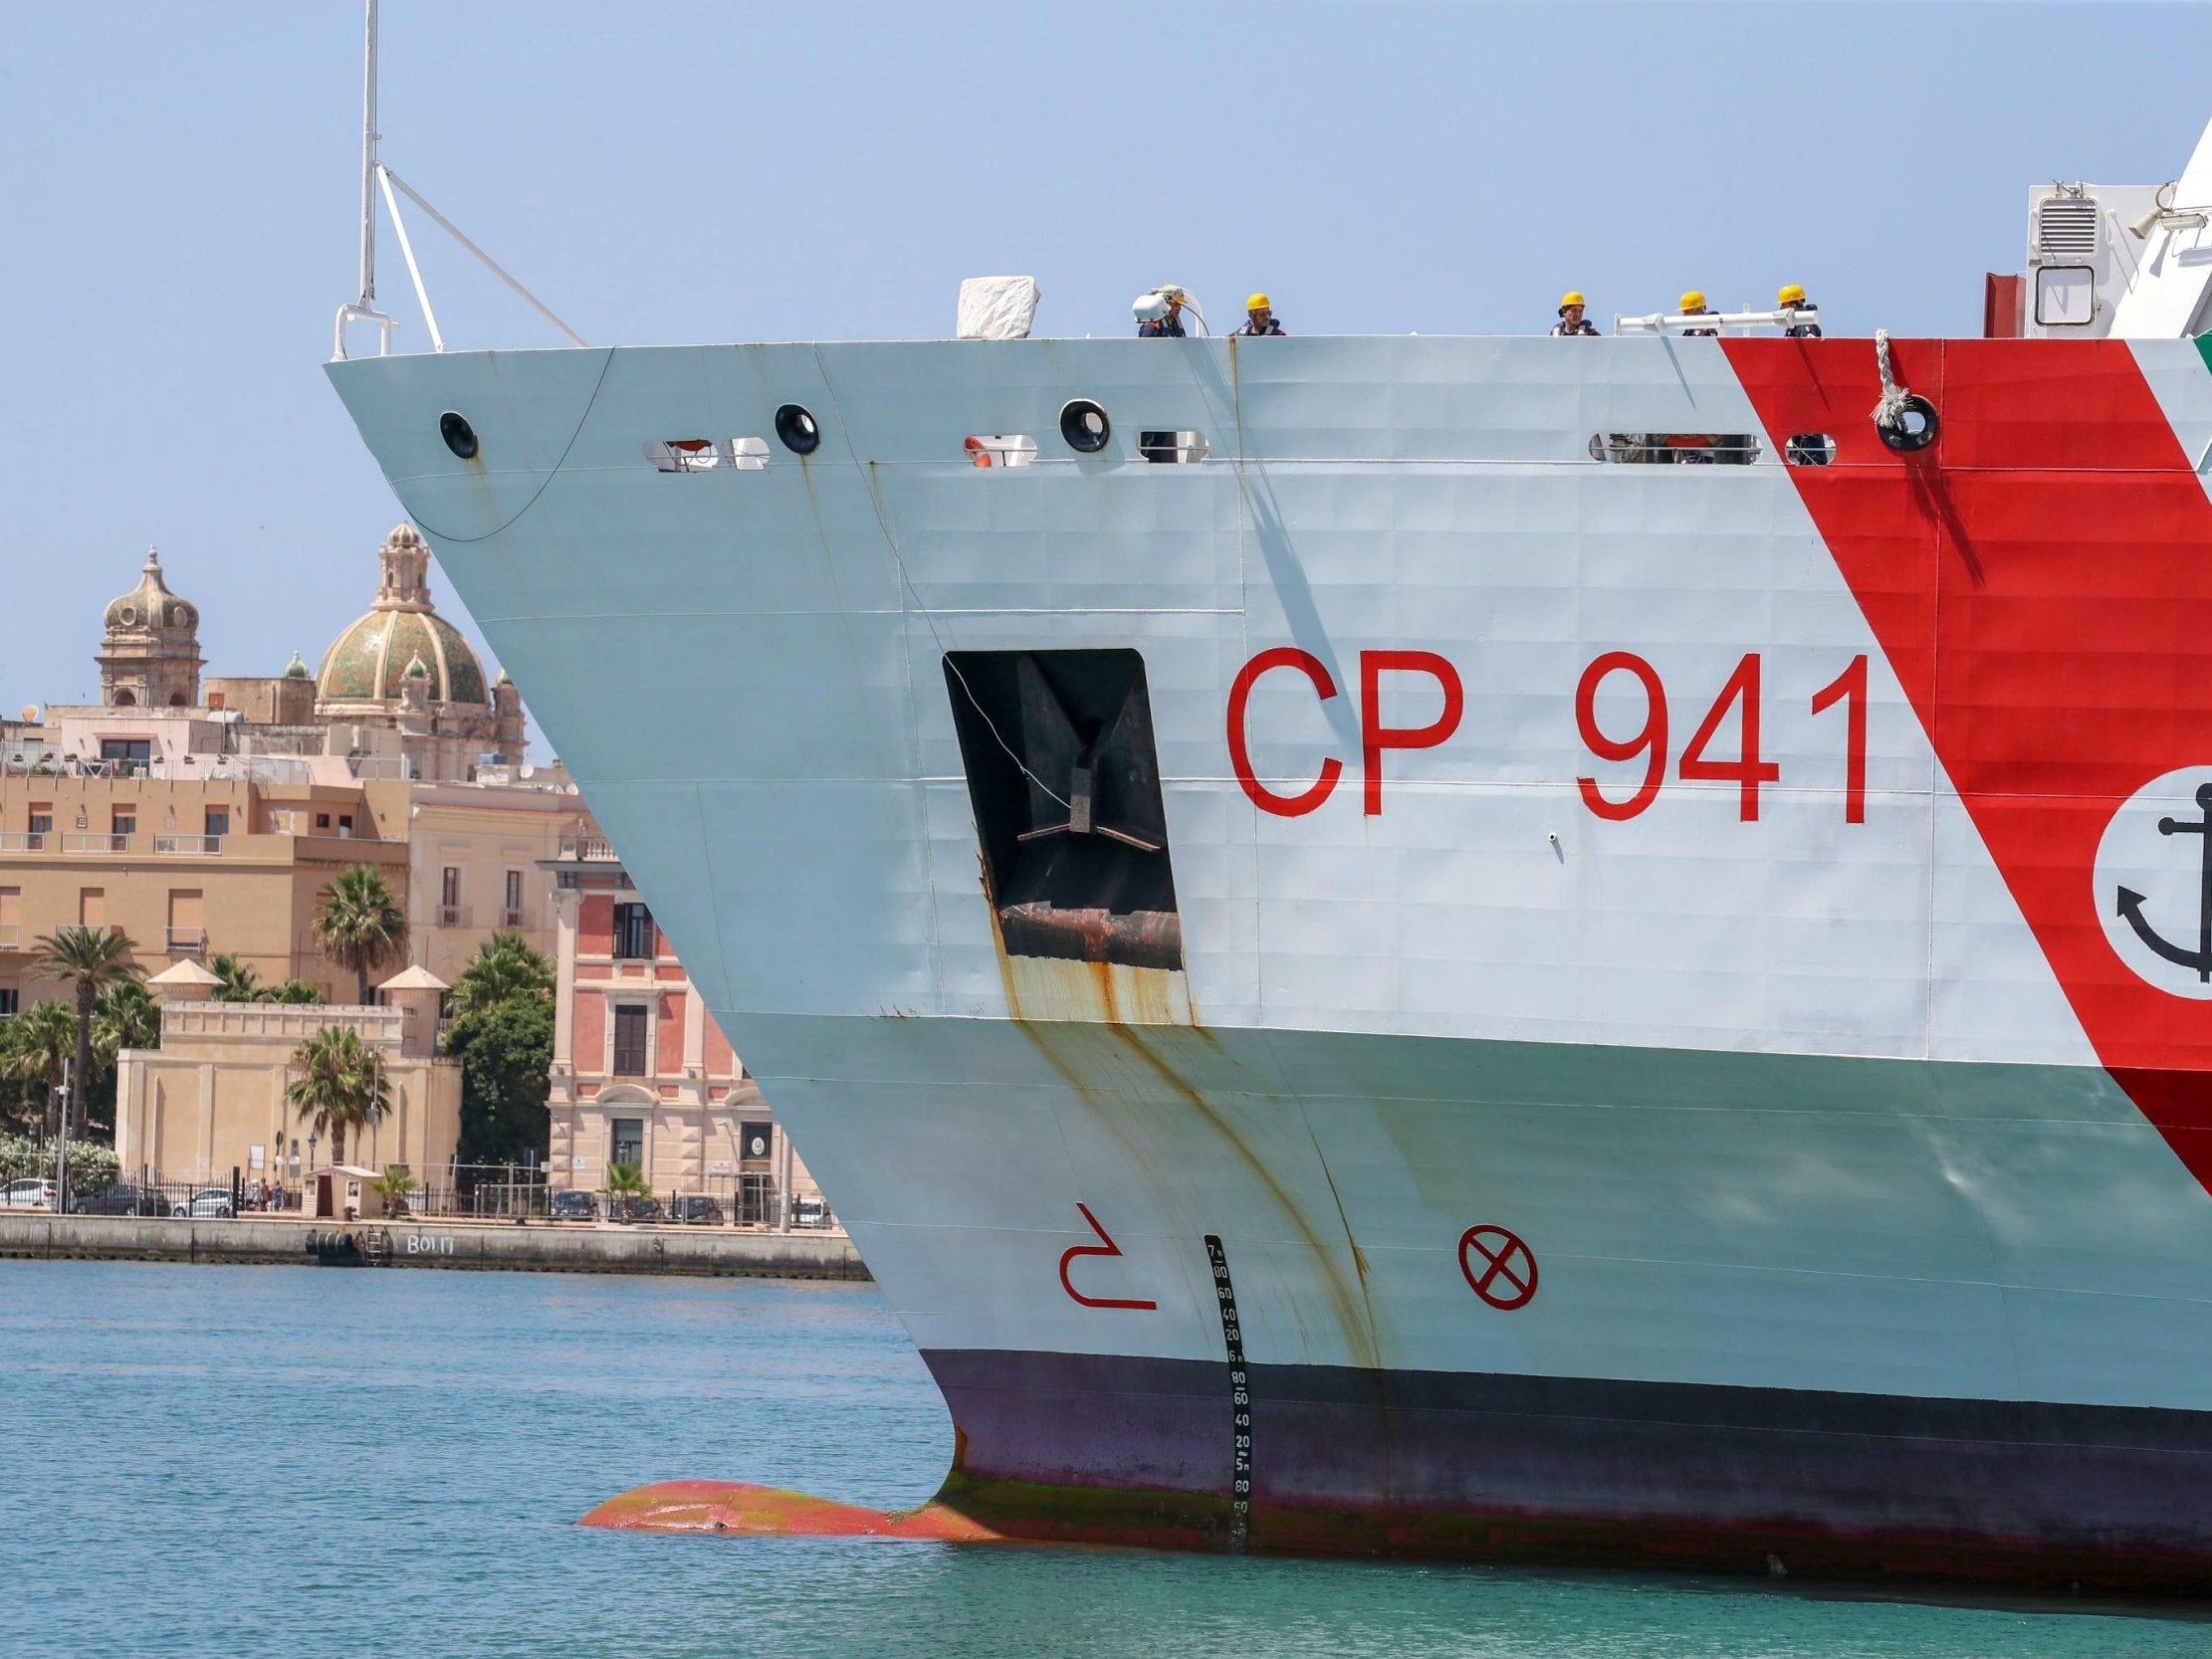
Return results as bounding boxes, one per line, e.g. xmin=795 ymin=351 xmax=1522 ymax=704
xmin=0 ymin=833 xmax=47 ymax=853
xmin=500 ymin=907 xmax=533 ymax=931
xmin=435 ymin=904 xmax=471 ymax=929
xmin=556 ymin=833 xmax=619 ymax=862
xmin=61 ymin=832 xmax=129 ymax=854
xmin=163 ymin=928 xmax=207 ymax=956
xmin=151 ymin=834 xmax=224 ymax=856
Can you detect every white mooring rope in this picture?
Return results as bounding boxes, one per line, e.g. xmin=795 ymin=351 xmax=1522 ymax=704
xmin=1871 ymin=328 xmax=1912 ymax=433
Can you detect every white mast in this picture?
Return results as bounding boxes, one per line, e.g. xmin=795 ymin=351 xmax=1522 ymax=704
xmin=332 ymin=0 xmax=396 ymax=357
xmin=330 ymin=0 xmax=583 ymax=358
xmin=358 ymin=0 xmax=379 ymax=311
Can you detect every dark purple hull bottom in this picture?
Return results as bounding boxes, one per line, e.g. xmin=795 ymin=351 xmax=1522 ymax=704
xmin=921 ymin=1348 xmax=2212 ymax=1590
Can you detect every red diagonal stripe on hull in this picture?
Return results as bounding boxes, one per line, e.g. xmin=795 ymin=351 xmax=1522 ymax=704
xmin=1723 ymin=337 xmax=2212 ymax=1176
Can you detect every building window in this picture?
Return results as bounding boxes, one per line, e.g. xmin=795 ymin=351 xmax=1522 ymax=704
xmin=0 ymin=989 xmax=17 ymax=1020
xmin=610 ymin=1118 xmax=643 ymax=1170
xmin=99 ymin=738 xmax=151 ymax=776
xmin=166 ymin=890 xmax=205 ymax=956
xmin=612 ymin=1005 xmax=649 ymax=1076
xmin=612 ymin=902 xmax=656 ymax=960
xmin=439 ymin=866 xmax=463 ymax=928
xmin=315 ymin=813 xmax=331 ymax=830
xmin=204 ymin=807 xmax=229 ymax=841
xmin=503 ymin=869 xmax=526 ymax=928
xmin=337 ymin=814 xmax=354 ymax=838
xmin=27 ymin=805 xmax=51 ymax=850
xmin=111 ymin=806 xmax=136 ymax=838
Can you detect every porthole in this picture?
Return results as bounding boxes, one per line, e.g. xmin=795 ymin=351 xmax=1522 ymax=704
xmin=774 ymin=404 xmax=821 ymax=455
xmin=439 ymin=411 xmax=479 ymax=460
xmin=1059 ymin=399 xmax=1110 ymax=454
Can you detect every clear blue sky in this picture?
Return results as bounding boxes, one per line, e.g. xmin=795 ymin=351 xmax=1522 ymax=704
xmin=2 ymin=2 xmax=2207 ymax=739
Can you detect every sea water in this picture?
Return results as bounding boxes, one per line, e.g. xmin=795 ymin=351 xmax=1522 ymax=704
xmin=2 ymin=1259 xmax=2205 ymax=1659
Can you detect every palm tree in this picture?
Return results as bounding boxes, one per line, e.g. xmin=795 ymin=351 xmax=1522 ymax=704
xmin=315 ymin=865 xmax=408 ymax=1005
xmin=209 ymin=952 xmax=264 ymax=1003
xmin=0 ymin=1000 xmax=77 ymax=1135
xmin=32 ymin=927 xmax=141 ymax=1134
xmin=604 ymin=1159 xmax=649 ymax=1218
xmin=92 ymin=980 xmax=161 ymax=1066
xmin=368 ymin=1165 xmax=418 ymax=1215
xmin=285 ymin=1025 xmax=390 ymax=1166
xmin=265 ymin=978 xmax=327 ymax=1005
xmin=449 ymin=932 xmax=554 ymax=1017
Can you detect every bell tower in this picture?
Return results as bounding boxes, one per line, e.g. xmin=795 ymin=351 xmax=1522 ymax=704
xmin=98 ymin=547 xmax=203 ymax=709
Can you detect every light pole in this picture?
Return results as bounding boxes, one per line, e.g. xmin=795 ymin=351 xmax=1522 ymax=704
xmin=55 ymin=1060 xmax=70 ymax=1213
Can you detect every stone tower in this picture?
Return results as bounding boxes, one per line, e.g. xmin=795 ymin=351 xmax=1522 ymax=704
xmin=98 ymin=547 xmax=202 ymax=709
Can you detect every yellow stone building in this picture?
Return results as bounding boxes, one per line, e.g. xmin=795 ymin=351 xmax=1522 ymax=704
xmin=0 ymin=526 xmax=583 ymax=1013
xmin=114 ymin=961 xmax=459 ymax=1190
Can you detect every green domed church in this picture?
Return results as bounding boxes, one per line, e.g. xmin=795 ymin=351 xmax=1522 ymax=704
xmin=83 ymin=522 xmax=527 ymax=784
xmin=309 ymin=523 xmax=524 ymax=779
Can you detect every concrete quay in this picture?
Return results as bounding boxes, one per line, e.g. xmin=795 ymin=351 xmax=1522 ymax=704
xmin=0 ymin=1212 xmax=868 ymax=1280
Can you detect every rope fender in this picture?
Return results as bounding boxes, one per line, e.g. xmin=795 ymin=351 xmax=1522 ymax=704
xmin=1871 ymin=329 xmax=1939 ymax=453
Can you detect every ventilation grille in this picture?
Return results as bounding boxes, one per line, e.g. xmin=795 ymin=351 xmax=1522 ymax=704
xmin=2037 ymin=197 xmax=2100 ymax=258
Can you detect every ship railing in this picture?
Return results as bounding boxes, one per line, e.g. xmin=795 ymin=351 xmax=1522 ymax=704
xmin=1614 ymin=306 xmax=1820 ymax=335
xmin=1589 ymin=433 xmax=1762 ymax=466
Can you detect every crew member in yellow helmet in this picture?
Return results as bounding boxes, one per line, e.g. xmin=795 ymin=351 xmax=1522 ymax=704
xmin=1678 ymin=290 xmax=1719 ymax=337
xmin=1552 ymin=291 xmax=1598 ymax=336
xmin=1778 ymin=283 xmax=1822 ymax=339
xmin=1138 ymin=285 xmax=1190 ymax=337
xmin=1234 ymin=293 xmax=1286 ymax=337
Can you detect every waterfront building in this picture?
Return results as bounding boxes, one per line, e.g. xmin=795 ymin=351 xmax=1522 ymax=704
xmin=0 ymin=528 xmax=579 ymax=1009
xmin=114 ymin=959 xmax=459 ymax=1189
xmin=542 ymin=831 xmax=824 ymax=1223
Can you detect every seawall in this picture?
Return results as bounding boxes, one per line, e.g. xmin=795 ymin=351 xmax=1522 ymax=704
xmin=0 ymin=1213 xmax=868 ymax=1279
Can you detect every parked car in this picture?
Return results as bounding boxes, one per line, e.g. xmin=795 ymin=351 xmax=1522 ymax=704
xmin=73 ymin=1183 xmax=177 ymax=1217
xmin=610 ymin=1194 xmax=663 ymax=1223
xmin=548 ymin=1189 xmax=598 ymax=1222
xmin=789 ymin=1195 xmax=831 ymax=1229
xmin=179 ymin=1188 xmax=235 ymax=1219
xmin=671 ymin=1194 xmax=724 ymax=1226
xmin=0 ymin=1178 xmax=58 ymax=1211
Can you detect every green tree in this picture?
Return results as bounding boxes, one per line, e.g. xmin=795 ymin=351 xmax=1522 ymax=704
xmin=284 ymin=1025 xmax=390 ymax=1166
xmin=314 ymin=865 xmax=408 ymax=1006
xmin=86 ymin=979 xmax=162 ymax=1127
xmin=448 ymin=932 xmax=554 ymax=1018
xmin=92 ymin=980 xmax=160 ymax=1062
xmin=0 ymin=1000 xmax=76 ymax=1134
xmin=209 ymin=952 xmax=264 ymax=1003
xmin=211 ymin=953 xmax=326 ymax=1005
xmin=605 ymin=1160 xmax=648 ymax=1201
xmin=31 ymin=927 xmax=141 ymax=1134
xmin=442 ymin=996 xmax=553 ymax=1165
xmin=368 ymin=1165 xmax=418 ymax=1212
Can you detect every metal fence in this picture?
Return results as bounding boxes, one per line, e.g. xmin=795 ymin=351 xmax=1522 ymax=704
xmin=56 ymin=1163 xmax=840 ymax=1230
